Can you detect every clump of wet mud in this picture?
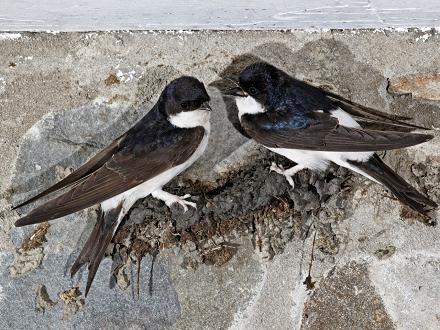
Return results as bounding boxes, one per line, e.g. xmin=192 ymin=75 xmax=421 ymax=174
xmin=109 ymin=154 xmax=354 ymax=287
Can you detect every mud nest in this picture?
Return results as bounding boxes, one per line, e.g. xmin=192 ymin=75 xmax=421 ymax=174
xmin=107 ymin=153 xmax=355 ymax=288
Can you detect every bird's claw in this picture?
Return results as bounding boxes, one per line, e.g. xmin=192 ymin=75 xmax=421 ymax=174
xmin=167 ymin=194 xmax=197 ymax=212
xmin=285 ymin=176 xmax=295 ymax=188
xmin=270 ymin=162 xmax=285 ymax=174
xmin=270 ymin=162 xmax=295 ymax=188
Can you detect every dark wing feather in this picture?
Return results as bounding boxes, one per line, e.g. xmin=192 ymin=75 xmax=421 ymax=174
xmin=241 ymin=111 xmax=433 ymax=152
xmin=12 ymin=133 xmax=127 ymax=210
xmin=301 ymin=80 xmax=428 ymax=131
xmin=329 ymin=97 xmax=427 ymax=131
xmin=15 ymin=126 xmax=205 ymax=227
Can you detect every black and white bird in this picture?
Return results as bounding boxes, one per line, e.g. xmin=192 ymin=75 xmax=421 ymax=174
xmin=13 ymin=76 xmax=212 ymax=295
xmin=221 ymin=62 xmax=437 ymax=219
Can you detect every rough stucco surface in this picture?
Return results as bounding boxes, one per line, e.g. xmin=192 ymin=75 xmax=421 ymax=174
xmin=0 ymin=30 xmax=440 ymax=329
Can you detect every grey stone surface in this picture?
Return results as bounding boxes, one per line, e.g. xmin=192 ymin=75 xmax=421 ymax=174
xmin=301 ymin=262 xmax=395 ymax=329
xmin=1 ymin=30 xmax=440 ymax=329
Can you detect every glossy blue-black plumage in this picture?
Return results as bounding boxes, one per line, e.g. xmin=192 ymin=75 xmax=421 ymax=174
xmin=239 ymin=62 xmax=334 ymax=131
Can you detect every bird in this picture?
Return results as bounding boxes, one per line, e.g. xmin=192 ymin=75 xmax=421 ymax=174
xmin=220 ymin=62 xmax=437 ymax=221
xmin=13 ymin=76 xmax=212 ymax=295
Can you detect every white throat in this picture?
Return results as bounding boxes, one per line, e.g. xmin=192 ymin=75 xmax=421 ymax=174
xmin=169 ymin=110 xmax=211 ymax=129
xmin=235 ymin=96 xmax=266 ymax=119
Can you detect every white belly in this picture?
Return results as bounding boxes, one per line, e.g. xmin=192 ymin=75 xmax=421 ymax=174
xmin=269 ymin=147 xmax=373 ymax=170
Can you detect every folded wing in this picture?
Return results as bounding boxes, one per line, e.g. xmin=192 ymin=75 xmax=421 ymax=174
xmin=241 ymin=110 xmax=433 ymax=152
xmin=13 ymin=133 xmax=128 ymax=210
xmin=15 ymin=126 xmax=205 ymax=227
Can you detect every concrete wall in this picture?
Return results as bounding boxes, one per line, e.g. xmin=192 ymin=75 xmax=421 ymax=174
xmin=1 ymin=30 xmax=440 ymax=329
xmin=1 ymin=0 xmax=440 ymax=30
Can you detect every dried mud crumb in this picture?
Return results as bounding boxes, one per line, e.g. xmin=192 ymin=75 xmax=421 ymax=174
xmin=21 ymin=222 xmax=50 ymax=251
xmin=59 ymin=287 xmax=85 ymax=319
xmin=374 ymin=245 xmax=396 ymax=260
xmin=104 ymin=73 xmax=120 ymax=86
xmin=115 ymin=266 xmax=130 ymax=290
xmin=35 ymin=284 xmax=57 ymax=313
xmin=316 ymin=225 xmax=340 ymax=256
xmin=202 ymin=244 xmax=238 ymax=267
xmin=9 ymin=247 xmax=44 ymax=276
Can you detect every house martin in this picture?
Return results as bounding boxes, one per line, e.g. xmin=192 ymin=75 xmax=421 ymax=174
xmin=221 ymin=62 xmax=437 ymax=220
xmin=13 ymin=76 xmax=212 ymax=295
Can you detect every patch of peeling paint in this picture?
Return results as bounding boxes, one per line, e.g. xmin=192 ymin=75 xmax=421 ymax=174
xmin=116 ymin=69 xmax=137 ymax=83
xmin=415 ymin=33 xmax=431 ymax=42
xmin=0 ymin=33 xmax=22 ymax=41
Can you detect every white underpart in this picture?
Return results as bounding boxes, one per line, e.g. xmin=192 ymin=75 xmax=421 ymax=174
xmin=235 ymin=96 xmax=377 ymax=183
xmin=329 ymin=108 xmax=360 ymax=128
xmin=235 ymin=96 xmax=266 ymax=119
xmin=169 ymin=109 xmax=211 ymax=129
xmin=101 ymin=109 xmax=211 ymax=233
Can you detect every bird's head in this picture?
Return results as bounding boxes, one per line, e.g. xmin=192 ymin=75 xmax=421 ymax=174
xmin=161 ymin=76 xmax=211 ymax=128
xmin=223 ymin=62 xmax=284 ymax=109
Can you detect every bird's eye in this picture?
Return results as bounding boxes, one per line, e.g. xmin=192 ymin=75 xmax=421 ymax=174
xmin=181 ymin=102 xmax=189 ymax=109
xmin=194 ymin=100 xmax=202 ymax=108
xmin=248 ymin=87 xmax=258 ymax=96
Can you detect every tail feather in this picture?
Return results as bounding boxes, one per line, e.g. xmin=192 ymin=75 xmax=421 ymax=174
xmin=71 ymin=204 xmax=122 ymax=297
xmin=348 ymin=154 xmax=437 ymax=220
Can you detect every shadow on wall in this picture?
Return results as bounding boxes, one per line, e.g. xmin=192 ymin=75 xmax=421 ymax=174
xmin=210 ymin=39 xmax=440 ymax=138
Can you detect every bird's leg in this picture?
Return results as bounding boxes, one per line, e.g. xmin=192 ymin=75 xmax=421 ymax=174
xmin=270 ymin=162 xmax=306 ymax=188
xmin=151 ymin=189 xmax=197 ymax=212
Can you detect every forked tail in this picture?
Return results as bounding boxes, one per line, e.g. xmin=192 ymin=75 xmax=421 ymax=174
xmin=348 ymin=154 xmax=437 ymax=223
xmin=71 ymin=203 xmax=123 ymax=296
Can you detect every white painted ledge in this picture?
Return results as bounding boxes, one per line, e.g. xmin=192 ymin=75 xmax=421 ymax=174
xmin=1 ymin=0 xmax=440 ymax=31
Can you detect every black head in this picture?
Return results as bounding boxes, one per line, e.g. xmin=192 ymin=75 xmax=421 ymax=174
xmin=237 ymin=62 xmax=286 ymax=106
xmin=160 ymin=76 xmax=211 ymax=117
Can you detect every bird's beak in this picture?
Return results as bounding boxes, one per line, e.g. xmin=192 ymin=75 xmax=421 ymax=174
xmin=209 ymin=77 xmax=248 ymax=97
xmin=199 ymin=101 xmax=212 ymax=111
xmin=224 ymin=86 xmax=248 ymax=97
